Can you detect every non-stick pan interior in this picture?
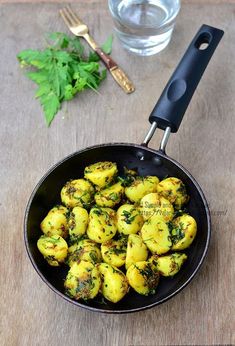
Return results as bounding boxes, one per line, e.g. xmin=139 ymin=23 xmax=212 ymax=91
xmin=25 ymin=143 xmax=210 ymax=313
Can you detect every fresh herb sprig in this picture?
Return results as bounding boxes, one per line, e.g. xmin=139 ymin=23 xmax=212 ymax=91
xmin=17 ymin=32 xmax=113 ymax=126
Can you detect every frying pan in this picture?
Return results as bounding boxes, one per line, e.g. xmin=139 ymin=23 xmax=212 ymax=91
xmin=24 ymin=24 xmax=224 ymax=313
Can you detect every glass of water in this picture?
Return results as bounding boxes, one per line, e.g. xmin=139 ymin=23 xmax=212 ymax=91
xmin=108 ymin=0 xmax=181 ymax=56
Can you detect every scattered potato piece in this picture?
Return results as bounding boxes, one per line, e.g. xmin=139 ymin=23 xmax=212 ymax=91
xmin=140 ymin=193 xmax=174 ymax=221
xmin=87 ymin=207 xmax=117 ymax=243
xmin=125 ymin=234 xmax=148 ymax=270
xmin=101 ymin=239 xmax=126 ymax=267
xmin=157 ymin=177 xmax=189 ymax=209
xmin=84 ymin=161 xmax=118 ymax=188
xmin=171 ymin=214 xmax=197 ymax=250
xmin=117 ymin=204 xmax=144 ymax=235
xmin=37 ymin=235 xmax=68 ymax=266
xmin=150 ymin=253 xmax=187 ymax=276
xmin=61 ymin=179 xmax=94 ymax=208
xmin=141 ymin=215 xmax=172 ymax=254
xmin=64 ymin=261 xmax=101 ymax=300
xmin=67 ymin=239 xmax=102 ymax=266
xmin=95 ymin=182 xmax=124 ymax=208
xmin=98 ymin=263 xmax=129 ymax=303
xmin=40 ymin=205 xmax=69 ymax=238
xmin=126 ymin=260 xmax=160 ymax=295
xmin=68 ymin=206 xmax=88 ymax=243
xmin=125 ymin=176 xmax=159 ymax=203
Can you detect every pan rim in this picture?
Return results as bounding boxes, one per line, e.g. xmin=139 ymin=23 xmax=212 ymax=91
xmin=24 ymin=142 xmax=211 ymax=314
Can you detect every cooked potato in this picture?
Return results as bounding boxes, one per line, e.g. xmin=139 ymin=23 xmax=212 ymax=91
xmin=67 ymin=239 xmax=102 ymax=266
xmin=150 ymin=253 xmax=187 ymax=276
xmin=125 ymin=176 xmax=159 ymax=203
xmin=126 ymin=260 xmax=160 ymax=295
xmin=171 ymin=214 xmax=197 ymax=250
xmin=141 ymin=215 xmax=172 ymax=254
xmin=157 ymin=177 xmax=189 ymax=209
xmin=87 ymin=207 xmax=117 ymax=243
xmin=68 ymin=206 xmax=88 ymax=243
xmin=125 ymin=234 xmax=148 ymax=269
xmin=117 ymin=204 xmax=144 ymax=235
xmin=140 ymin=193 xmax=174 ymax=221
xmin=61 ymin=179 xmax=94 ymax=208
xmin=101 ymin=239 xmax=126 ymax=267
xmin=64 ymin=260 xmax=101 ymax=300
xmin=98 ymin=263 xmax=129 ymax=303
xmin=37 ymin=235 xmax=68 ymax=266
xmin=84 ymin=161 xmax=118 ymax=189
xmin=40 ymin=205 xmax=69 ymax=238
xmin=95 ymin=182 xmax=124 ymax=208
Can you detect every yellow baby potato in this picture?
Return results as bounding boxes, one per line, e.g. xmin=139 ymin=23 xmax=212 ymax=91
xmin=150 ymin=253 xmax=187 ymax=276
xmin=37 ymin=235 xmax=68 ymax=266
xmin=67 ymin=239 xmax=102 ymax=266
xmin=126 ymin=260 xmax=160 ymax=295
xmin=40 ymin=205 xmax=69 ymax=238
xmin=117 ymin=204 xmax=144 ymax=235
xmin=64 ymin=260 xmax=101 ymax=300
xmin=125 ymin=234 xmax=148 ymax=270
xmin=157 ymin=177 xmax=189 ymax=209
xmin=68 ymin=206 xmax=89 ymax=243
xmin=171 ymin=214 xmax=197 ymax=250
xmin=87 ymin=207 xmax=117 ymax=243
xmin=84 ymin=161 xmax=118 ymax=189
xmin=101 ymin=239 xmax=126 ymax=267
xmin=95 ymin=182 xmax=124 ymax=208
xmin=141 ymin=215 xmax=172 ymax=254
xmin=98 ymin=263 xmax=129 ymax=303
xmin=125 ymin=176 xmax=159 ymax=203
xmin=61 ymin=179 xmax=94 ymax=209
xmin=140 ymin=193 xmax=174 ymax=221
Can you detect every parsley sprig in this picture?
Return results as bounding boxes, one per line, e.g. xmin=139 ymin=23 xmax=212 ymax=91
xmin=17 ymin=32 xmax=113 ymax=126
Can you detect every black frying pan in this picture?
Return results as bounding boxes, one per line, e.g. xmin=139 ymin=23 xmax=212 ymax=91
xmin=24 ymin=25 xmax=224 ymax=313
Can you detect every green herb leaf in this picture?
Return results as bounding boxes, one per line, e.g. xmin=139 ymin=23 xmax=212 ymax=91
xmin=17 ymin=32 xmax=113 ymax=126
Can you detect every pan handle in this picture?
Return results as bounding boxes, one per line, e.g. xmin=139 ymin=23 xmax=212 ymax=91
xmin=148 ymin=24 xmax=224 ymax=135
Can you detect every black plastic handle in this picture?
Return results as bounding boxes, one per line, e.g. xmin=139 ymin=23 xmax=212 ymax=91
xmin=149 ymin=24 xmax=224 ymax=133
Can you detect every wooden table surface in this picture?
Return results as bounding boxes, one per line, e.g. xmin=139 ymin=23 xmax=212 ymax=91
xmin=0 ymin=2 xmax=234 ymax=346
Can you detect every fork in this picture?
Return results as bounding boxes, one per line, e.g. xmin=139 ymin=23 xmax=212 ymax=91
xmin=59 ymin=6 xmax=135 ymax=94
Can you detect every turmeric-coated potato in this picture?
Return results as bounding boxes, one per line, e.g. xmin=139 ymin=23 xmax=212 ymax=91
xmin=67 ymin=239 xmax=102 ymax=266
xmin=95 ymin=182 xmax=124 ymax=208
xmin=40 ymin=205 xmax=69 ymax=238
xmin=84 ymin=161 xmax=118 ymax=189
xmin=171 ymin=214 xmax=197 ymax=250
xmin=117 ymin=204 xmax=144 ymax=235
xmin=150 ymin=253 xmax=187 ymax=276
xmin=87 ymin=207 xmax=117 ymax=243
xmin=157 ymin=177 xmax=189 ymax=209
xmin=98 ymin=263 xmax=129 ymax=303
xmin=64 ymin=260 xmax=101 ymax=300
xmin=37 ymin=235 xmax=68 ymax=266
xmin=68 ymin=206 xmax=89 ymax=243
xmin=101 ymin=239 xmax=126 ymax=267
xmin=61 ymin=179 xmax=94 ymax=208
xmin=140 ymin=193 xmax=174 ymax=221
xmin=125 ymin=234 xmax=148 ymax=270
xmin=141 ymin=215 xmax=172 ymax=254
xmin=125 ymin=176 xmax=159 ymax=203
xmin=126 ymin=260 xmax=160 ymax=295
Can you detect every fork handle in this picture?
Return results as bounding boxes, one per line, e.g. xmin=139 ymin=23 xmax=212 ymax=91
xmin=95 ymin=48 xmax=135 ymax=94
xmin=95 ymin=48 xmax=117 ymax=69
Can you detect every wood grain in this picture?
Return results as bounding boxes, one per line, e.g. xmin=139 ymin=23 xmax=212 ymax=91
xmin=0 ymin=2 xmax=234 ymax=346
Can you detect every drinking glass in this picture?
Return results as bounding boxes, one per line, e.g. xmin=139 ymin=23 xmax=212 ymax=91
xmin=108 ymin=0 xmax=181 ymax=56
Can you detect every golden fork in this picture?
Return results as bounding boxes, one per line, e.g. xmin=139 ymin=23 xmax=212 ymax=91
xmin=59 ymin=6 xmax=135 ymax=94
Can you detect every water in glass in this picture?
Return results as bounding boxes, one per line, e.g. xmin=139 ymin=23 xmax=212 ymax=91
xmin=108 ymin=0 xmax=181 ymax=56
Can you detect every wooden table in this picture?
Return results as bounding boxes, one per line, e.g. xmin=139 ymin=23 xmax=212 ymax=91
xmin=0 ymin=2 xmax=234 ymax=345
